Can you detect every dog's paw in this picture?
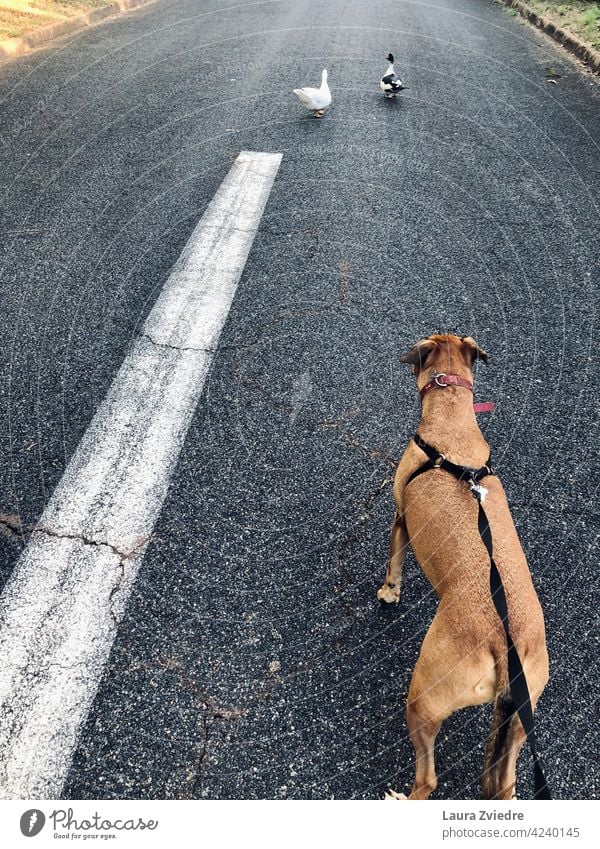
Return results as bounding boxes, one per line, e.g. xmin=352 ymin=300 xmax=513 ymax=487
xmin=384 ymin=789 xmax=407 ymax=800
xmin=377 ymin=582 xmax=400 ymax=604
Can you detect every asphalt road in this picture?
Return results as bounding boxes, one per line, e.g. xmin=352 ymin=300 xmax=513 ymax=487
xmin=0 ymin=0 xmax=598 ymax=800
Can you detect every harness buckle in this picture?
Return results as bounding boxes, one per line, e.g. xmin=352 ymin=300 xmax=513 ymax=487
xmin=433 ymin=453 xmax=445 ymax=468
xmin=433 ymin=372 xmax=448 ymax=387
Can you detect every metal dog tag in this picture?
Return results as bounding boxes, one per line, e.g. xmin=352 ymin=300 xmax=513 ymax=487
xmin=470 ymin=482 xmax=488 ymax=503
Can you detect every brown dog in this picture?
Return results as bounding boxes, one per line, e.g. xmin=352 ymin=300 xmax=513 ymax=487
xmin=378 ymin=334 xmax=549 ymax=800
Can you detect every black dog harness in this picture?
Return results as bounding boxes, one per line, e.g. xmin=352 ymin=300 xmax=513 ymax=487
xmin=407 ymin=433 xmax=551 ymax=800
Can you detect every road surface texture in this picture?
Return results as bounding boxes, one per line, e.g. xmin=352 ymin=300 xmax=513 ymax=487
xmin=0 ymin=0 xmax=598 ymax=800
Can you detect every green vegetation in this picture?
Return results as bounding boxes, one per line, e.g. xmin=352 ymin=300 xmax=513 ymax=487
xmin=523 ymin=1 xmax=600 ymax=51
xmin=0 ymin=0 xmax=109 ymax=41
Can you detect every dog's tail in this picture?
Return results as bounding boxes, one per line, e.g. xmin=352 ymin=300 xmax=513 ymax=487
xmin=482 ymin=688 xmax=519 ymax=799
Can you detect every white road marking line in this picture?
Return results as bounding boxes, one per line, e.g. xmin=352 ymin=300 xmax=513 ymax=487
xmin=0 ymin=150 xmax=282 ymax=799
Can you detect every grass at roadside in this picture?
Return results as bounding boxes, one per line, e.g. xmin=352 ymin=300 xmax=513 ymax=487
xmin=0 ymin=0 xmax=109 ymax=41
xmin=518 ymin=1 xmax=600 ymax=51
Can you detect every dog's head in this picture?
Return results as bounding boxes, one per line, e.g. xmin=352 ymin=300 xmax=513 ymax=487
xmin=400 ymin=334 xmax=488 ymax=389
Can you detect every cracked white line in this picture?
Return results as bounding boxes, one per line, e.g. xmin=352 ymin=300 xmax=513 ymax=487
xmin=0 ymin=150 xmax=282 ymax=799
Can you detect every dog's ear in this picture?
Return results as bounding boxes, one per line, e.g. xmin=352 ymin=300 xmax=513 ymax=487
xmin=461 ymin=336 xmax=488 ymax=364
xmin=399 ymin=338 xmax=438 ymax=369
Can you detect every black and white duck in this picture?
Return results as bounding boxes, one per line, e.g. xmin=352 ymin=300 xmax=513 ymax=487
xmin=380 ymin=53 xmax=407 ymax=98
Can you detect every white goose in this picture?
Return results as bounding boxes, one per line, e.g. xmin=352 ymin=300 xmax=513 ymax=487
xmin=293 ymin=69 xmax=331 ymax=118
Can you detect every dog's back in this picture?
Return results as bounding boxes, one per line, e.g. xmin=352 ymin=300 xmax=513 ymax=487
xmin=404 ymin=468 xmax=547 ymax=671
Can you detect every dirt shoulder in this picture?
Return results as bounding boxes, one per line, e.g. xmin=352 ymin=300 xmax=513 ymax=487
xmin=522 ymin=1 xmax=600 ymax=51
xmin=500 ymin=0 xmax=600 ymax=71
xmin=0 ymin=0 xmax=110 ymax=41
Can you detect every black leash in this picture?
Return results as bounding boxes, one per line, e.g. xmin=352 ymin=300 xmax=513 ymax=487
xmin=407 ymin=434 xmax=551 ymax=800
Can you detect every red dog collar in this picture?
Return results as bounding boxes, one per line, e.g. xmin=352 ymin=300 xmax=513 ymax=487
xmin=420 ymin=372 xmax=473 ymax=399
xmin=420 ymin=372 xmax=496 ymax=414
xmin=473 ymin=401 xmax=496 ymax=413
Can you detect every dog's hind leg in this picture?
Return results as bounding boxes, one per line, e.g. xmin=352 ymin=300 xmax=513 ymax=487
xmin=377 ymin=512 xmax=408 ymax=603
xmin=384 ymin=690 xmax=443 ymax=800
xmin=482 ymin=654 xmax=549 ymax=800
xmin=406 ymin=696 xmax=443 ymax=799
xmin=404 ymin=635 xmax=450 ymax=799
xmin=482 ymin=700 xmax=525 ymax=800
xmin=404 ymin=611 xmax=498 ymax=799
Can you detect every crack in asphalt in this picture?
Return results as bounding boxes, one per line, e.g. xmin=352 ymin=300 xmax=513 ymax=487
xmin=129 ymin=657 xmax=245 ymax=797
xmin=31 ymin=524 xmax=133 ymax=560
xmin=0 ymin=512 xmax=24 ymax=544
xmin=223 ymin=258 xmax=354 ymax=353
xmin=233 ymin=362 xmax=293 ymax=414
xmin=107 ymin=558 xmax=127 ymax=628
xmin=27 ymin=527 xmax=154 ymax=625
xmin=322 ymin=419 xmax=398 ymax=468
xmin=227 ymin=304 xmax=345 ymax=355
xmin=334 ymin=472 xmax=394 ymax=622
xmin=0 ymin=515 xmax=156 ymax=626
xmin=140 ymin=332 xmax=217 ymax=354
